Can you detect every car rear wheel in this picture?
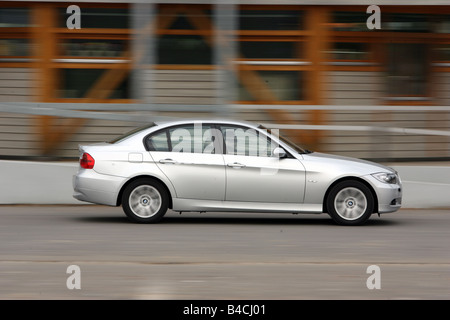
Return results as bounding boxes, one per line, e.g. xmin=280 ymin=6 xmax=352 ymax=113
xmin=326 ymin=180 xmax=374 ymax=226
xmin=122 ymin=179 xmax=169 ymax=223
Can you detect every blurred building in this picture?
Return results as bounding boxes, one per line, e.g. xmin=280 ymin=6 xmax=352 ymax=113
xmin=0 ymin=1 xmax=449 ymax=161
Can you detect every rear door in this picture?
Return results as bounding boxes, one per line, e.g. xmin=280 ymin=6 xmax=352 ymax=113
xmin=147 ymin=123 xmax=226 ymax=201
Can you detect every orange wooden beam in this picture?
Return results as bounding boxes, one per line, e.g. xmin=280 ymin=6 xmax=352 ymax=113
xmin=31 ymin=4 xmax=60 ymax=155
xmin=304 ymin=7 xmax=330 ymax=151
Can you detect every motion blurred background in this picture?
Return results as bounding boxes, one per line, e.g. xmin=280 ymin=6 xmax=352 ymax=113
xmin=0 ymin=0 xmax=449 ymax=163
xmin=2 ymin=3 xmax=450 ymax=301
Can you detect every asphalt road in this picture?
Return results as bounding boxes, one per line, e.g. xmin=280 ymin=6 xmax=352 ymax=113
xmin=0 ymin=206 xmax=449 ymax=300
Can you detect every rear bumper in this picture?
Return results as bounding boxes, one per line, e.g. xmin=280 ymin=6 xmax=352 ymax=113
xmin=73 ymin=169 xmax=124 ymax=206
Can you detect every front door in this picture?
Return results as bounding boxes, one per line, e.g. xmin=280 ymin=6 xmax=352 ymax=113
xmin=219 ymin=125 xmax=305 ymax=203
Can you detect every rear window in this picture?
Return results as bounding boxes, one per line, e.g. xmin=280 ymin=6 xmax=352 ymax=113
xmin=109 ymin=123 xmax=156 ymax=144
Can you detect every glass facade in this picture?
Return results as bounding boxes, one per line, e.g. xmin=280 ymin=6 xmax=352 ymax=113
xmin=239 ymin=41 xmax=299 ymax=60
xmin=332 ymin=11 xmax=370 ymax=31
xmin=0 ymin=7 xmax=30 ymax=27
xmin=0 ymin=3 xmax=448 ymax=104
xmin=238 ymin=70 xmax=303 ymax=101
xmin=327 ymin=42 xmax=369 ymax=61
xmin=59 ymin=68 xmax=130 ymax=99
xmin=239 ymin=10 xmax=303 ymax=30
xmin=387 ymin=43 xmax=427 ymax=97
xmin=157 ymin=35 xmax=212 ymax=65
xmin=58 ymin=39 xmax=127 ymax=57
xmin=58 ymin=7 xmax=130 ymax=29
xmin=0 ymin=38 xmax=30 ymax=56
xmin=385 ymin=13 xmax=430 ymax=32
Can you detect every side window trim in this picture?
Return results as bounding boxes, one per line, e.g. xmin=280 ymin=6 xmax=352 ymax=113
xmin=211 ymin=125 xmax=224 ymax=155
xmin=219 ymin=124 xmax=263 ymax=156
xmin=166 ymin=129 xmax=172 ymax=151
xmin=218 ymin=124 xmax=294 ymax=158
xmin=145 ymin=123 xmax=223 ymax=154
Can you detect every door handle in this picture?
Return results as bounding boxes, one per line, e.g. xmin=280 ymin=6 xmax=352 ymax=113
xmin=159 ymin=158 xmax=177 ymax=164
xmin=227 ymin=162 xmax=246 ymax=168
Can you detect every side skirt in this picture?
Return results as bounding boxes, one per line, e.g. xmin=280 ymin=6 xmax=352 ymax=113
xmin=172 ymin=198 xmax=323 ymax=214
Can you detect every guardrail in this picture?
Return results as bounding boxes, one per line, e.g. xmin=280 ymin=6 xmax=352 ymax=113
xmin=1 ymin=102 xmax=450 ymax=138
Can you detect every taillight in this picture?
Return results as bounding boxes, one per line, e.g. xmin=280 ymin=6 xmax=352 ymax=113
xmin=80 ymin=153 xmax=95 ymax=169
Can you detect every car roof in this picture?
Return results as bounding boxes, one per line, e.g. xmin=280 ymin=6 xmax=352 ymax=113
xmin=153 ymin=118 xmax=260 ymax=129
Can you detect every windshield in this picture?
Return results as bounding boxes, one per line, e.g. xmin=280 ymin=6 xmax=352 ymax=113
xmin=258 ymin=124 xmax=311 ymax=154
xmin=109 ymin=123 xmax=156 ymax=144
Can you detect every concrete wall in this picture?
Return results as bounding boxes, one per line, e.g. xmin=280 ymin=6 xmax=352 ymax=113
xmin=1 ymin=160 xmax=449 ymax=208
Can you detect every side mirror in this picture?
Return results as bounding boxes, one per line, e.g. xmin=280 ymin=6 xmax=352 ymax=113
xmin=272 ymin=147 xmax=287 ymax=158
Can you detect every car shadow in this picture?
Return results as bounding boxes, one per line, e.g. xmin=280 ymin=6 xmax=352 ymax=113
xmin=75 ymin=216 xmax=130 ymax=224
xmin=160 ymin=216 xmax=399 ymax=226
xmin=75 ymin=212 xmax=400 ymax=227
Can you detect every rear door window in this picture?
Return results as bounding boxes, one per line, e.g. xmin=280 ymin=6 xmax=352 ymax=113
xmin=146 ymin=130 xmax=170 ymax=151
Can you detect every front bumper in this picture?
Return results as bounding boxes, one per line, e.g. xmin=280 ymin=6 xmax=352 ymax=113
xmin=73 ymin=169 xmax=124 ymax=206
xmin=364 ymin=174 xmax=402 ymax=214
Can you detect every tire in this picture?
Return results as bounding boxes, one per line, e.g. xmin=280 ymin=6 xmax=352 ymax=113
xmin=122 ymin=179 xmax=169 ymax=224
xmin=326 ymin=180 xmax=375 ymax=226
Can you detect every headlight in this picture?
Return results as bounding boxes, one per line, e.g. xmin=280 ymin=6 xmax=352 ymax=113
xmin=372 ymin=172 xmax=398 ymax=184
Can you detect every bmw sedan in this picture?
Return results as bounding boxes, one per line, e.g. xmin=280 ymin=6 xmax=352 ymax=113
xmin=73 ymin=119 xmax=402 ymax=226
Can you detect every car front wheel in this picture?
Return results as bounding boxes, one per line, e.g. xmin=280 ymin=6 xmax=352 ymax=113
xmin=326 ymin=180 xmax=375 ymax=226
xmin=122 ymin=179 xmax=169 ymax=223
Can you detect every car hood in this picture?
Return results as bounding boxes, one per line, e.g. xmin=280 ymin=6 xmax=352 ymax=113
xmin=302 ymin=152 xmax=396 ymax=174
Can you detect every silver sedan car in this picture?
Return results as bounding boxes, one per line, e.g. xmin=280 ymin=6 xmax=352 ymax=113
xmin=73 ymin=119 xmax=402 ymax=226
